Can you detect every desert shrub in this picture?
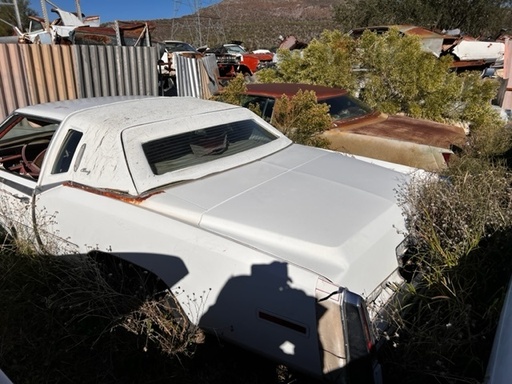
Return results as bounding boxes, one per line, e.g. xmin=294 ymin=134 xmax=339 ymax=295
xmin=211 ymin=73 xmax=248 ymax=106
xmin=400 ymin=159 xmax=512 ymax=278
xmin=356 ymin=29 xmax=509 ymax=158
xmin=258 ymin=28 xmax=503 ymax=137
xmin=213 ymin=74 xmax=332 ymax=147
xmin=384 ymin=158 xmax=512 ymax=383
xmin=357 ymin=29 xmax=502 ymax=127
xmin=357 ymin=29 xmax=457 ymax=118
xmin=270 ymin=90 xmax=331 ymax=147
xmin=257 ymin=30 xmax=360 ymax=92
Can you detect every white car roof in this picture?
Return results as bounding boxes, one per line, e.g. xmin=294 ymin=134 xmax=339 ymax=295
xmin=14 ymin=95 xmax=150 ymax=122
xmin=63 ymin=96 xmax=245 ymax=134
xmin=40 ymin=96 xmax=290 ymax=195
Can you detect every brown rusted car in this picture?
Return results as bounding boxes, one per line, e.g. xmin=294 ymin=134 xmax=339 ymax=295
xmin=243 ymin=83 xmax=467 ymax=171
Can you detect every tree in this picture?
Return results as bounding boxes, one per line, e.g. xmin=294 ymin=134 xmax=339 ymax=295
xmin=258 ymin=27 xmax=508 ymax=156
xmin=334 ymin=0 xmax=512 ymax=37
xmin=357 ymin=28 xmax=510 ymax=156
xmin=0 ymin=0 xmax=37 ymax=37
xmin=257 ymin=30 xmax=360 ymax=93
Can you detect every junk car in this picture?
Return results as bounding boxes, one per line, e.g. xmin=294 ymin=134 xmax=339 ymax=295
xmin=243 ymin=83 xmax=467 ymax=171
xmin=0 ymin=96 xmax=414 ymax=383
xmin=202 ymin=42 xmax=274 ymax=81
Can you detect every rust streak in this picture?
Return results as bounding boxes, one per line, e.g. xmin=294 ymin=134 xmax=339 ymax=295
xmin=63 ymin=181 xmax=161 ymax=203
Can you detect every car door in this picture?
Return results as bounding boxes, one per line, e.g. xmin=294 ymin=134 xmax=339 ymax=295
xmin=0 ymin=114 xmax=57 ymax=247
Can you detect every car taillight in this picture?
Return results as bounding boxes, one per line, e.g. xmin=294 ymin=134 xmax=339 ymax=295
xmin=342 ymin=290 xmax=375 ymax=361
xmin=342 ymin=290 xmax=380 ymax=384
xmin=442 ymin=151 xmax=451 ymax=164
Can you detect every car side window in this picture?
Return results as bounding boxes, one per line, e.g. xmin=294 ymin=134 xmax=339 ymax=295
xmin=52 ymin=129 xmax=83 ymax=174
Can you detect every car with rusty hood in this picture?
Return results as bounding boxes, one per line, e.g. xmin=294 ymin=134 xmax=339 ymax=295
xmin=243 ymin=83 xmax=467 ymax=171
xmin=0 ymin=95 xmax=414 ymax=383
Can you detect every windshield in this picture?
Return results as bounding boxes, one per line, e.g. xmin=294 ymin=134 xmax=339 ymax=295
xmin=165 ymin=41 xmax=197 ymax=52
xmin=142 ymin=119 xmax=278 ymax=175
xmin=322 ymin=94 xmax=374 ymax=121
xmin=242 ymin=93 xmax=374 ymax=123
xmin=0 ymin=116 xmax=58 ymax=142
xmin=225 ymin=45 xmax=246 ymax=54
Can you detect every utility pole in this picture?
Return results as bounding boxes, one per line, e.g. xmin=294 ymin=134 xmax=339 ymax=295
xmin=171 ymin=0 xmax=224 ymax=47
xmin=75 ymin=0 xmax=82 ymax=21
xmin=0 ymin=0 xmax=22 ymax=29
xmin=39 ymin=0 xmax=49 ymax=30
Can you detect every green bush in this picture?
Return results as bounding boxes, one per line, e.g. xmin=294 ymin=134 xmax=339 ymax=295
xmin=259 ymin=29 xmax=504 ymax=148
xmin=257 ymin=30 xmax=360 ymax=93
xmin=270 ymin=90 xmax=331 ymax=147
xmin=213 ymin=74 xmax=332 ymax=147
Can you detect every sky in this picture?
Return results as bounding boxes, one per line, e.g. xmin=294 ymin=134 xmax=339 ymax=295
xmin=28 ymin=0 xmax=221 ymax=23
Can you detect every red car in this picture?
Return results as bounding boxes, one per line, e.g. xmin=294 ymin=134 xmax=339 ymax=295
xmin=203 ymin=43 xmax=274 ymax=80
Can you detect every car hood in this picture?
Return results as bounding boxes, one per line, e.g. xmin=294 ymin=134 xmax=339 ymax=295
xmin=331 ymin=113 xmax=466 ymax=149
xmin=142 ymin=145 xmax=409 ymax=296
xmin=243 ymin=52 xmax=274 ymax=61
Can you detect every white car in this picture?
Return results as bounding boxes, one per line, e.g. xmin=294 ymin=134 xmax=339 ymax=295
xmin=0 ymin=96 xmax=412 ymax=383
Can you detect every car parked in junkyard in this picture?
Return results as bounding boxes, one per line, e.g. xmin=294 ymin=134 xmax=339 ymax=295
xmin=349 ymin=25 xmax=505 ymax=72
xmin=242 ymin=83 xmax=467 ymax=171
xmin=201 ymin=41 xmax=275 ymax=81
xmin=0 ymin=95 xmax=414 ymax=383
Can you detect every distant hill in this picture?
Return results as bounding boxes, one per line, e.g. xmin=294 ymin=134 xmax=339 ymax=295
xmin=150 ymin=0 xmax=341 ymax=49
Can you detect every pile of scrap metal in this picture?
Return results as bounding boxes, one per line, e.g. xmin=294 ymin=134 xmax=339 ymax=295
xmin=0 ymin=0 xmax=153 ymax=46
xmin=277 ymin=35 xmax=309 ymax=51
xmin=70 ymin=21 xmax=154 ymax=46
xmin=350 ymin=25 xmax=505 ymax=71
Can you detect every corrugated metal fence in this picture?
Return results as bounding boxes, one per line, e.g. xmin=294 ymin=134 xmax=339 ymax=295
xmin=0 ymin=43 xmax=220 ymax=120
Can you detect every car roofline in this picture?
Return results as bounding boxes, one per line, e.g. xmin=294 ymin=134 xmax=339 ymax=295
xmin=14 ymin=95 xmax=151 ymax=122
xmin=244 ymin=83 xmax=349 ymax=100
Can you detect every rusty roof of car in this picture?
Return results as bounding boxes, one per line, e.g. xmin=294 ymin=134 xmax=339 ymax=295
xmin=245 ymin=83 xmax=349 ymax=99
xmin=245 ymin=82 xmax=467 ymax=152
xmin=334 ymin=114 xmax=467 ymax=149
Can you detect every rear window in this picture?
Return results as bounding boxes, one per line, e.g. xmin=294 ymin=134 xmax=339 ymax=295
xmin=323 ymin=95 xmax=374 ymax=120
xmin=142 ymin=119 xmax=277 ymax=175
